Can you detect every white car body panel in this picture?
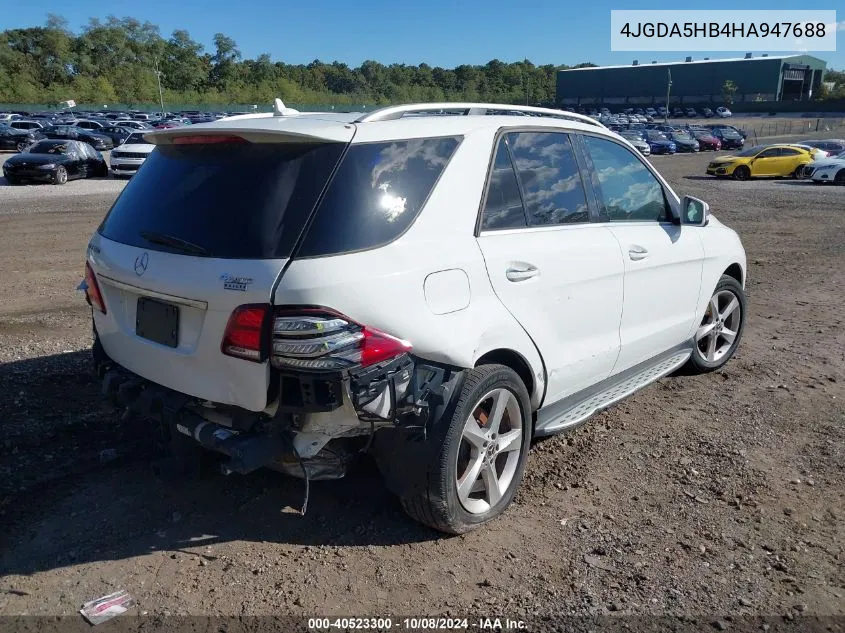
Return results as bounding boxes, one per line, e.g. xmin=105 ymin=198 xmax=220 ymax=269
xmin=89 ymin=233 xmax=286 ymax=411
xmin=605 ymin=223 xmax=704 ymax=373
xmin=477 ymin=225 xmax=624 ymax=403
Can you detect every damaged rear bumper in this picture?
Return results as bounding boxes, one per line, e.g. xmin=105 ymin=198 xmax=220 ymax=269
xmin=94 ymin=333 xmax=465 ymax=489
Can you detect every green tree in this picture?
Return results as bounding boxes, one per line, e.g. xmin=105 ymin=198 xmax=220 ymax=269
xmin=721 ymin=80 xmax=738 ymax=105
xmin=0 ymin=14 xmax=589 ymax=109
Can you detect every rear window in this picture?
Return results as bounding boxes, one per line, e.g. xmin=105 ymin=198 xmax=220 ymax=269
xmin=295 ymin=136 xmax=460 ymax=257
xmin=99 ymin=142 xmax=346 ymax=259
xmin=98 ymin=136 xmax=460 ymax=260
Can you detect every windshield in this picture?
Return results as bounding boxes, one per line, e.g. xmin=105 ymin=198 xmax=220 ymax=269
xmin=672 ymin=131 xmax=693 ymax=140
xmin=645 ymin=131 xmax=668 ymax=141
xmin=716 ymin=128 xmax=741 ymax=139
xmin=28 ymin=141 xmax=70 ymax=154
xmin=125 ymin=132 xmax=147 ymax=144
xmin=620 ymin=132 xmax=642 ymax=141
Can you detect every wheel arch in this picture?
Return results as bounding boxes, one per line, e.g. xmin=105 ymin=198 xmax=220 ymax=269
xmin=723 ymin=262 xmax=744 ymax=287
xmin=475 ymin=348 xmax=538 ymax=411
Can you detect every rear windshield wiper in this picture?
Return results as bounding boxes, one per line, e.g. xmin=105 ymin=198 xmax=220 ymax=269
xmin=139 ymin=230 xmax=210 ymax=257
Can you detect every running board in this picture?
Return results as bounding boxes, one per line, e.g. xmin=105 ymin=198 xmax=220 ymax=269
xmin=534 ymin=345 xmax=692 ymax=437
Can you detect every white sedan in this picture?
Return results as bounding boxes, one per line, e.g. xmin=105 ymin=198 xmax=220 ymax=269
xmin=806 ymin=151 xmax=845 ymax=184
xmin=109 ymin=132 xmax=154 ymax=177
xmin=716 ymin=107 xmax=732 ymax=118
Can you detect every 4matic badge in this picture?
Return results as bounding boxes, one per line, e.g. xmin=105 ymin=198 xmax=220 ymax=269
xmin=220 ymin=273 xmax=253 ymax=292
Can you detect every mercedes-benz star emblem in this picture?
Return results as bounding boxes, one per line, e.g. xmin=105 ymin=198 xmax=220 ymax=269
xmin=134 ymin=252 xmax=149 ymax=276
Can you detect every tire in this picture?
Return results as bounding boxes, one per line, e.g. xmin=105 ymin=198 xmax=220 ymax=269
xmin=835 ymin=169 xmax=845 ymax=184
xmin=733 ymin=165 xmax=750 ymax=181
xmin=400 ymin=364 xmax=532 ymax=534
xmin=15 ymin=141 xmax=29 ymax=153
xmin=5 ymin=176 xmax=20 ymax=185
xmin=53 ymin=166 xmax=68 ymax=185
xmin=792 ymin=165 xmax=806 ymax=179
xmin=685 ymin=275 xmax=746 ymax=374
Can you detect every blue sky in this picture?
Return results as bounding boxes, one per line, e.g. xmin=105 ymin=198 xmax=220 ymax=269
xmin=5 ymin=0 xmax=844 ymax=69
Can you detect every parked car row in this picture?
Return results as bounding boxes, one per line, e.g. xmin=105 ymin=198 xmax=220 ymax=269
xmin=609 ymin=122 xmax=748 ymax=157
xmin=564 ymin=105 xmax=732 ymax=119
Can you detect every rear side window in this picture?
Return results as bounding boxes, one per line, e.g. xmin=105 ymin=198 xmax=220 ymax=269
xmin=296 ymin=136 xmax=460 ymax=257
xmin=506 ymin=131 xmax=589 ymax=226
xmin=480 ymin=137 xmax=527 ymax=230
xmin=99 ymin=142 xmax=346 ymax=259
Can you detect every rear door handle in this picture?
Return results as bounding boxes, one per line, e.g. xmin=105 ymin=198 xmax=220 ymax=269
xmin=506 ymin=265 xmax=539 ymax=282
xmin=628 ymin=245 xmax=649 ymax=261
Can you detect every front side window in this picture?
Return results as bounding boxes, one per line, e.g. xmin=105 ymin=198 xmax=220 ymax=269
xmin=584 ymin=135 xmax=670 ymax=223
xmin=480 ymin=136 xmax=527 ymax=231
xmin=505 ymin=132 xmax=589 ymax=226
xmin=297 ymin=136 xmax=460 ymax=257
xmin=757 ymin=148 xmax=779 ymax=158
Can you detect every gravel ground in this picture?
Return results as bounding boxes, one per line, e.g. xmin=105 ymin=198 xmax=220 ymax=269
xmin=0 ymin=135 xmax=843 ymax=630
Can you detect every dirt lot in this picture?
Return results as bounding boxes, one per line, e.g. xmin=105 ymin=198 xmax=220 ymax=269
xmin=0 ymin=136 xmax=843 ymax=630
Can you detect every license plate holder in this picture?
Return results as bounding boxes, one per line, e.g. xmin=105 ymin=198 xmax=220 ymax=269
xmin=136 ymin=297 xmax=179 ymax=348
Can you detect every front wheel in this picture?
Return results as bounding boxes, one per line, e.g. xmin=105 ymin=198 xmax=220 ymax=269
xmin=400 ymin=364 xmax=532 ymax=534
xmin=835 ymin=169 xmax=845 ymax=184
xmin=733 ymin=165 xmax=750 ymax=181
xmin=685 ymin=275 xmax=746 ymax=374
xmin=53 ymin=166 xmax=68 ymax=185
xmin=16 ymin=141 xmax=29 ymax=153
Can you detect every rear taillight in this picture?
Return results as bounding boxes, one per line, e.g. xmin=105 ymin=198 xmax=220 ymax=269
xmin=271 ymin=309 xmax=412 ymax=371
xmin=221 ymin=304 xmax=270 ymax=362
xmin=84 ymin=262 xmax=106 ymax=314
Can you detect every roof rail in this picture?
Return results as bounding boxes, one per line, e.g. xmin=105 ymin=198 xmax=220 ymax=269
xmin=355 ymin=103 xmax=606 ymax=128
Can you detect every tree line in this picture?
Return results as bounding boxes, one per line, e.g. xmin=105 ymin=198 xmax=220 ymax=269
xmin=0 ymin=15 xmax=597 ymax=107
xmin=2 ymin=16 xmax=842 ymax=108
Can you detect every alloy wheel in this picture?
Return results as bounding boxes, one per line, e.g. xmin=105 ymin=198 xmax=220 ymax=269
xmin=695 ymin=289 xmax=742 ymax=363
xmin=455 ymin=388 xmax=524 ymax=515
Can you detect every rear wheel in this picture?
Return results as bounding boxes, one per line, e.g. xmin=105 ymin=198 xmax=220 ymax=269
xmin=53 ymin=166 xmax=68 ymax=185
xmin=15 ymin=141 xmax=29 ymax=153
xmin=400 ymin=364 xmax=531 ymax=534
xmin=685 ymin=275 xmax=746 ymax=374
xmin=733 ymin=165 xmax=750 ymax=181
xmin=792 ymin=165 xmax=806 ymax=179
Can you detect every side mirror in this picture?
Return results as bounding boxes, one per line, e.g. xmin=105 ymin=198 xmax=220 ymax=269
xmin=681 ymin=196 xmax=709 ymax=226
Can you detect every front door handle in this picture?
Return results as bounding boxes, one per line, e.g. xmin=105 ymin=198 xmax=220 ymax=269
xmin=506 ymin=265 xmax=539 ymax=282
xmin=628 ymin=245 xmax=649 ymax=261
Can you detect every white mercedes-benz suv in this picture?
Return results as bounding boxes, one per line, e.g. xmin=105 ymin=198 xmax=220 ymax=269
xmin=83 ymin=101 xmax=747 ymax=534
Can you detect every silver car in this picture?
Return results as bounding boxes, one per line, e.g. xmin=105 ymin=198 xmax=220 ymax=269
xmin=619 ymin=130 xmax=652 ymax=156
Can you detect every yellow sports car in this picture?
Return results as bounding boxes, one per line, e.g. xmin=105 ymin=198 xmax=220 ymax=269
xmin=706 ymin=144 xmax=814 ymax=180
